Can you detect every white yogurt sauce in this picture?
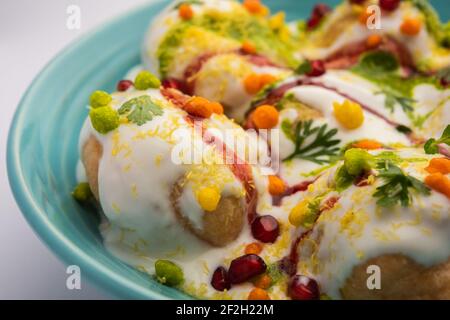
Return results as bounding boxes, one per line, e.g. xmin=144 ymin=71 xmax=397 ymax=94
xmin=295 ymin=149 xmax=450 ymax=299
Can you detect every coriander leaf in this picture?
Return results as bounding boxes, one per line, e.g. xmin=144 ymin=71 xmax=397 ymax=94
xmin=281 ymin=119 xmax=296 ymax=142
xmin=376 ymin=90 xmax=415 ymax=113
xmin=295 ymin=60 xmax=312 ymax=75
xmin=424 ymin=138 xmax=439 ymax=154
xmin=373 ymin=161 xmax=430 ymax=207
xmin=355 ymin=51 xmax=399 ymax=75
xmin=335 ymin=165 xmax=354 ymax=192
xmin=424 ymin=125 xmax=450 ymax=154
xmin=283 ymin=120 xmax=341 ymax=164
xmin=118 ymin=95 xmax=163 ymax=126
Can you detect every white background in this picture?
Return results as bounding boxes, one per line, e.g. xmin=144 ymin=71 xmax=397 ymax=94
xmin=0 ymin=0 xmax=150 ymax=299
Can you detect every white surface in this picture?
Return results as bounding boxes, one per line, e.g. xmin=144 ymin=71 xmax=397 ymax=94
xmin=0 ymin=0 xmax=150 ymax=299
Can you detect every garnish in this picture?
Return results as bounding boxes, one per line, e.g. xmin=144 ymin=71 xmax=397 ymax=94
xmin=306 ymin=3 xmax=331 ymax=31
xmin=295 ymin=60 xmax=312 ymax=75
xmin=344 ymin=148 xmax=374 ymax=176
xmin=268 ymin=175 xmax=286 ymax=195
xmin=334 ymin=148 xmax=374 ymax=191
xmin=157 ymin=10 xmax=299 ymax=77
xmin=134 ymin=71 xmax=161 ymax=90
xmin=184 ymin=96 xmax=214 ymax=118
xmin=89 ymin=106 xmax=120 ymax=134
xmin=379 ymin=0 xmax=400 ymax=12
xmin=425 ymin=173 xmax=450 ymax=199
xmin=155 ymin=260 xmax=184 ymax=286
xmin=248 ymin=288 xmax=270 ymax=300
xmin=333 ymin=100 xmax=365 ymax=129
xmin=244 ymin=242 xmax=263 ymax=255
xmin=252 ymin=105 xmax=279 ymax=129
xmin=400 ymin=17 xmax=422 ymax=36
xmin=178 ymin=3 xmax=194 ymax=20
xmin=425 ymin=158 xmax=450 ymax=175
xmin=436 ymin=66 xmax=450 ymax=87
xmin=289 ymin=196 xmax=322 ymax=228
xmin=118 ymin=95 xmax=163 ymax=126
xmin=424 ymin=125 xmax=450 ymax=154
xmin=352 ymin=139 xmax=383 ymax=150
xmin=377 ymin=88 xmax=415 ymax=113
xmin=89 ymin=90 xmax=112 ymax=108
xmin=396 ymin=125 xmax=413 ymax=134
xmin=252 ymin=273 xmax=272 ymax=289
xmin=72 ymin=183 xmax=93 ymax=203
xmin=282 ymin=120 xmax=340 ymax=164
xmin=174 ymin=0 xmax=202 ymax=9
xmin=335 ymin=165 xmax=355 ymax=192
xmin=196 ymin=186 xmax=221 ymax=212
xmin=295 ymin=60 xmax=325 ymax=77
xmin=355 ymin=51 xmax=399 ymax=74
xmin=406 ymin=0 xmax=448 ymax=47
xmin=352 ymin=51 xmax=418 ymax=113
xmin=266 ymin=263 xmax=284 ymax=287
xmin=244 ymin=74 xmax=278 ymax=95
xmin=373 ymin=161 xmax=430 ymax=207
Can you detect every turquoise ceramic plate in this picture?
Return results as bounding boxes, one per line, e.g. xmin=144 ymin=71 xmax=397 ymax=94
xmin=7 ymin=0 xmax=449 ymax=299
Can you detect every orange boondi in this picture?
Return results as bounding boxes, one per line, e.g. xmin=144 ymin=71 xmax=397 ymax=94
xmin=243 ymin=0 xmax=266 ymax=15
xmin=179 ymin=3 xmax=194 ymax=20
xmin=259 ymin=74 xmax=277 ymax=87
xmin=242 ymin=41 xmax=257 ymax=54
xmin=245 ymin=242 xmax=263 ymax=255
xmin=244 ymin=74 xmax=277 ymax=94
xmin=244 ymin=74 xmax=263 ymax=94
xmin=268 ymin=175 xmax=286 ymax=195
xmin=247 ymin=288 xmax=271 ymax=300
xmin=209 ymin=101 xmax=224 ymax=115
xmin=400 ymin=18 xmax=422 ymax=36
xmin=425 ymin=158 xmax=450 ymax=175
xmin=359 ymin=9 xmax=372 ymax=25
xmin=184 ymin=96 xmax=213 ymax=118
xmin=252 ymin=105 xmax=279 ymax=129
xmin=253 ymin=274 xmax=272 ymax=289
xmin=425 ymin=173 xmax=450 ymax=199
xmin=352 ymin=139 xmax=383 ymax=150
xmin=366 ymin=34 xmax=382 ymax=49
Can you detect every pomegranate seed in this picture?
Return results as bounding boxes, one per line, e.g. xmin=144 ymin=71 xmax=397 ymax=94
xmin=211 ymin=266 xmax=231 ymax=291
xmin=162 ymin=78 xmax=182 ymax=90
xmin=307 ymin=16 xmax=321 ymax=30
xmin=251 ymin=215 xmax=280 ymax=243
xmin=288 ymin=275 xmax=320 ymax=300
xmin=307 ymin=4 xmax=331 ymax=30
xmin=306 ymin=60 xmax=326 ymax=77
xmin=117 ymin=80 xmax=133 ymax=92
xmin=379 ymin=0 xmax=400 ymax=11
xmin=228 ymin=254 xmax=267 ymax=284
xmin=312 ymin=3 xmax=331 ymax=17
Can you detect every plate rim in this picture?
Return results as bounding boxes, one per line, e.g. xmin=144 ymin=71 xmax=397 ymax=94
xmin=6 ymin=0 xmax=173 ymax=300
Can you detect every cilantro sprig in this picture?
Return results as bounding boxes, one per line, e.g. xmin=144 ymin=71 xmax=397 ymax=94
xmin=424 ymin=125 xmax=450 ymax=154
xmin=118 ymin=95 xmax=163 ymax=126
xmin=377 ymin=89 xmax=415 ymax=113
xmin=295 ymin=60 xmax=313 ymax=75
xmin=373 ymin=161 xmax=430 ymax=207
xmin=352 ymin=51 xmax=420 ymax=114
xmin=282 ymin=119 xmax=341 ymax=164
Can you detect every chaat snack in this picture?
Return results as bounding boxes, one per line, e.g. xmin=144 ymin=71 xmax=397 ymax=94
xmin=142 ymin=0 xmax=298 ymax=119
xmin=74 ymin=0 xmax=450 ymax=300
